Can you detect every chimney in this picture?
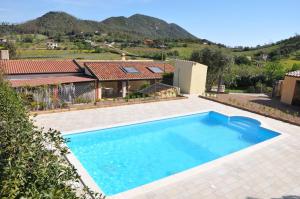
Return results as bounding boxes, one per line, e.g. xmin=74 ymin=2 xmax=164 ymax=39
xmin=121 ymin=53 xmax=126 ymax=61
xmin=0 ymin=50 xmax=9 ymax=60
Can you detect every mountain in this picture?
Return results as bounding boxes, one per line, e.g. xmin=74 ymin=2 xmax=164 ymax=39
xmin=17 ymin=12 xmax=103 ymax=35
xmin=1 ymin=11 xmax=197 ymax=40
xmin=101 ymin=14 xmax=196 ymax=39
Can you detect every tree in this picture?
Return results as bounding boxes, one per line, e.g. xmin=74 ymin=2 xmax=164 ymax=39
xmin=3 ymin=41 xmax=17 ymax=59
xmin=22 ymin=35 xmax=34 ymax=43
xmin=223 ymin=64 xmax=265 ymax=89
xmin=263 ymin=62 xmax=286 ymax=85
xmin=190 ymin=48 xmax=233 ymax=92
xmin=290 ymin=63 xmax=300 ymax=72
xmin=235 ymin=55 xmax=251 ymax=65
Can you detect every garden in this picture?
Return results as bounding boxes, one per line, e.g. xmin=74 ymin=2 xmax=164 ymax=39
xmin=201 ymin=93 xmax=300 ymax=126
xmin=0 ymin=74 xmax=103 ymax=198
xmin=14 ymin=80 xmax=184 ymax=114
xmin=191 ymin=47 xmax=300 ymax=126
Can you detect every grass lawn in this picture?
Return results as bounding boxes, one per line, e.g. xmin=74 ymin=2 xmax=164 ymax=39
xmin=279 ymin=58 xmax=300 ymax=68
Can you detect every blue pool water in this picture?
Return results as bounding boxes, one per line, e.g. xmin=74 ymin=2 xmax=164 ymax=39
xmin=65 ymin=111 xmax=279 ymax=195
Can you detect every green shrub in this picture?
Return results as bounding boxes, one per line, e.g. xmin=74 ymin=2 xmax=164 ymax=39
xmin=162 ymin=72 xmax=174 ymax=85
xmin=19 ymin=92 xmax=34 ymax=107
xmin=128 ymin=92 xmax=143 ymax=99
xmin=0 ymin=74 xmax=98 ymax=198
xmin=74 ymin=97 xmax=92 ymax=104
xmin=290 ymin=63 xmax=300 ymax=71
xmin=140 ymin=83 xmax=150 ymax=90
xmin=94 ymin=47 xmax=106 ymax=53
xmin=247 ymin=86 xmax=256 ymax=93
xmin=3 ymin=41 xmax=17 ymax=58
xmin=235 ymin=55 xmax=252 ymax=65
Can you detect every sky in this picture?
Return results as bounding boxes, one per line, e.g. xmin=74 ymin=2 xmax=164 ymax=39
xmin=0 ymin=0 xmax=300 ymax=47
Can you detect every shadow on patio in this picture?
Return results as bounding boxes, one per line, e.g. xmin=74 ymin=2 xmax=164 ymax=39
xmin=250 ymin=95 xmax=300 ymax=114
xmin=247 ymin=195 xmax=300 ymax=199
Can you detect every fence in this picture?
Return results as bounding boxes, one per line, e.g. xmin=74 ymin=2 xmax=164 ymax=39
xmin=16 ymin=82 xmax=96 ymax=110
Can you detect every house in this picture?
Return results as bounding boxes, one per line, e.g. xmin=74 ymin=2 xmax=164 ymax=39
xmin=173 ymin=60 xmax=208 ymax=95
xmin=0 ymin=60 xmax=97 ymax=105
xmin=81 ymin=61 xmax=174 ymax=99
xmin=280 ymin=70 xmax=300 ymax=106
xmin=158 ymin=44 xmax=167 ymax=49
xmin=261 ymin=54 xmax=268 ymax=61
xmin=0 ymin=55 xmax=208 ymax=107
xmin=84 ymin=40 xmax=97 ymax=47
xmin=0 ymin=50 xmax=9 ymax=60
xmin=144 ymin=39 xmax=154 ymax=46
xmin=0 ymin=58 xmax=175 ymax=101
xmin=104 ymin=41 xmax=115 ymax=48
xmin=46 ymin=41 xmax=59 ymax=49
xmin=0 ymin=38 xmax=7 ymax=44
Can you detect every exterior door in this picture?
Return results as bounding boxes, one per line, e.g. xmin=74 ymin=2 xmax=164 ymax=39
xmin=292 ymin=80 xmax=300 ymax=106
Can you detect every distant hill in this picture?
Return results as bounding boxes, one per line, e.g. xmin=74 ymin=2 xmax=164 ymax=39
xmin=233 ymin=35 xmax=300 ymax=61
xmin=17 ymin=12 xmax=103 ymax=35
xmin=0 ymin=11 xmax=197 ymax=40
xmin=101 ymin=14 xmax=196 ymax=39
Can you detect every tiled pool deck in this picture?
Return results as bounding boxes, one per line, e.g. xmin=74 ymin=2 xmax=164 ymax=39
xmin=35 ymin=95 xmax=300 ymax=199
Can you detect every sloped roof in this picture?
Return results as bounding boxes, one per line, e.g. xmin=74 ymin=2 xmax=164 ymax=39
xmin=10 ymin=75 xmax=96 ymax=87
xmin=286 ymin=70 xmax=300 ymax=77
xmin=84 ymin=61 xmax=174 ymax=81
xmin=0 ymin=60 xmax=81 ymax=75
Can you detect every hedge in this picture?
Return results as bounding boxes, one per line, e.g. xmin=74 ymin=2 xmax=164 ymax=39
xmin=0 ymin=74 xmax=98 ymax=198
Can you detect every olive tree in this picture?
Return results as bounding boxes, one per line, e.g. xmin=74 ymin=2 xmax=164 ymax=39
xmin=3 ymin=41 xmax=17 ymax=58
xmin=263 ymin=62 xmax=286 ymax=86
xmin=190 ymin=48 xmax=233 ymax=92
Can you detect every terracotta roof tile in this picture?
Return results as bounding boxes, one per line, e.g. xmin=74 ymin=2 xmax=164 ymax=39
xmin=0 ymin=60 xmax=81 ymax=74
xmin=85 ymin=61 xmax=174 ymax=81
xmin=9 ymin=75 xmax=96 ymax=87
xmin=286 ymin=70 xmax=300 ymax=77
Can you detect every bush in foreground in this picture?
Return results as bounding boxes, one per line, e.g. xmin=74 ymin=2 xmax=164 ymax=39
xmin=0 ymin=74 xmax=96 ymax=198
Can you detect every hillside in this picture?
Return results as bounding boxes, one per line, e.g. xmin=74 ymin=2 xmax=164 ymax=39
xmin=17 ymin=12 xmax=103 ymax=35
xmin=0 ymin=11 xmax=197 ymax=40
xmin=232 ymin=35 xmax=300 ymax=63
xmin=101 ymin=14 xmax=196 ymax=39
xmin=1 ymin=11 xmax=299 ymax=64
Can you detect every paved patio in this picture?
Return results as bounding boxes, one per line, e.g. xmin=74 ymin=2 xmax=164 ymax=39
xmin=35 ymin=95 xmax=300 ymax=199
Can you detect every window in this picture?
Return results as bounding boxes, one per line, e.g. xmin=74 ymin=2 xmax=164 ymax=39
xmin=122 ymin=66 xmax=140 ymax=74
xmin=148 ymin=66 xmax=163 ymax=73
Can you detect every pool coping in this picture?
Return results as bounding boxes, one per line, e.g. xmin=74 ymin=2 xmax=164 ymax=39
xmin=63 ymin=109 xmax=287 ymax=198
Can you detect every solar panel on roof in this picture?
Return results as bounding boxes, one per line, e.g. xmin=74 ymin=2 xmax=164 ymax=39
xmin=122 ymin=66 xmax=140 ymax=73
xmin=148 ymin=66 xmax=163 ymax=73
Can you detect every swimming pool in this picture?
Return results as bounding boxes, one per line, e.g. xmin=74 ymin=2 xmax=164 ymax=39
xmin=65 ymin=111 xmax=279 ymax=195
